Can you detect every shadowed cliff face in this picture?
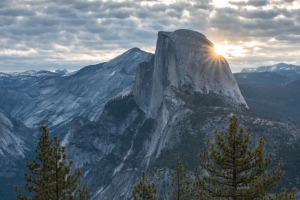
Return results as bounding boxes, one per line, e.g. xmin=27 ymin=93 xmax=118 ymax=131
xmin=133 ymin=29 xmax=247 ymax=117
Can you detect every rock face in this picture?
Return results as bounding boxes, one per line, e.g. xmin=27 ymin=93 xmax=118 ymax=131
xmin=133 ymin=29 xmax=247 ymax=117
xmin=0 ymin=110 xmax=34 ymax=200
xmin=0 ymin=110 xmax=32 ymax=177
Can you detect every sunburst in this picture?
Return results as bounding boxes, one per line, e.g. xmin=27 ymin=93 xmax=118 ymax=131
xmin=214 ymin=44 xmax=228 ymax=55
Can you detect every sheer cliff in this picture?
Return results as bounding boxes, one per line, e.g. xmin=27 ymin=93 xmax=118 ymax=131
xmin=133 ymin=29 xmax=247 ymax=117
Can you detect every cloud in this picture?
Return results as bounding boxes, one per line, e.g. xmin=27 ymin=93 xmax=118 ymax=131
xmin=247 ymin=0 xmax=269 ymax=7
xmin=0 ymin=0 xmax=299 ymax=73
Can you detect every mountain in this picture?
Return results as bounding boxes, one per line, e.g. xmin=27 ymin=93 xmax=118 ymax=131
xmin=234 ymin=72 xmax=300 ymax=126
xmin=241 ymin=63 xmax=300 ymax=73
xmin=0 ymin=48 xmax=152 ymax=135
xmin=1 ymin=30 xmax=300 ymax=199
xmin=61 ymin=30 xmax=300 ymax=199
xmin=241 ymin=63 xmax=300 ymax=80
xmin=0 ymin=48 xmax=152 ymax=200
xmin=133 ymin=30 xmax=247 ymax=118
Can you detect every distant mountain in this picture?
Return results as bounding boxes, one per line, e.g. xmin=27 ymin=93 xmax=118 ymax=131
xmin=241 ymin=63 xmax=300 ymax=73
xmin=1 ymin=69 xmax=67 ymax=77
xmin=234 ymin=71 xmax=300 ymax=126
xmin=241 ymin=63 xmax=300 ymax=80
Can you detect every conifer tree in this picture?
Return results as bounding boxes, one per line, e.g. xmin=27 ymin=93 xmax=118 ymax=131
xmin=195 ymin=115 xmax=282 ymax=200
xmin=15 ymin=124 xmax=89 ymax=200
xmin=132 ymin=171 xmax=159 ymax=200
xmin=167 ymin=154 xmax=194 ymax=200
xmin=275 ymin=187 xmax=297 ymax=200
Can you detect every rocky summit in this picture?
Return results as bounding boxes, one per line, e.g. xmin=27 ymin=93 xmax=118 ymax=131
xmin=133 ymin=29 xmax=247 ymax=118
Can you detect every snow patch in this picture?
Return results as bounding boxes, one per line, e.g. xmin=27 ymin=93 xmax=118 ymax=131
xmin=110 ymin=71 xmax=116 ymax=76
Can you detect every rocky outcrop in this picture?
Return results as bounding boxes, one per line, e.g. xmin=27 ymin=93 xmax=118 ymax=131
xmin=133 ymin=29 xmax=247 ymax=117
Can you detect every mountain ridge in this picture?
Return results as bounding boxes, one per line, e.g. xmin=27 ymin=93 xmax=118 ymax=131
xmin=241 ymin=63 xmax=300 ymax=73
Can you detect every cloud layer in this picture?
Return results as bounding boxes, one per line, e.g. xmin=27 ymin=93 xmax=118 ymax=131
xmin=0 ymin=0 xmax=299 ymax=72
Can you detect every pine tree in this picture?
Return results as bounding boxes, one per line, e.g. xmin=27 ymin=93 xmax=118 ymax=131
xmin=275 ymin=187 xmax=297 ymax=200
xmin=15 ymin=124 xmax=89 ymax=200
xmin=167 ymin=154 xmax=194 ymax=200
xmin=132 ymin=171 xmax=159 ymax=200
xmin=195 ymin=115 xmax=282 ymax=200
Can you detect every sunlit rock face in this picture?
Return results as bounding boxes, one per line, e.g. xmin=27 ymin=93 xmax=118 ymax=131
xmin=133 ymin=29 xmax=247 ymax=117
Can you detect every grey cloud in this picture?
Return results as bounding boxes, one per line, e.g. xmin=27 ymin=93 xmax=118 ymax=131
xmin=44 ymin=7 xmax=79 ymax=19
xmin=0 ymin=0 xmax=298 ymax=72
xmin=210 ymin=6 xmax=298 ymax=40
xmin=247 ymin=0 xmax=269 ymax=7
xmin=0 ymin=17 xmax=15 ymax=27
xmin=23 ymin=16 xmax=60 ymax=27
xmin=167 ymin=3 xmax=185 ymax=12
xmin=243 ymin=18 xmax=294 ymax=31
xmin=241 ymin=9 xmax=279 ymax=19
xmin=210 ymin=8 xmax=242 ymax=32
xmin=136 ymin=11 xmax=152 ymax=19
xmin=0 ymin=8 xmax=35 ymax=17
xmin=228 ymin=0 xmax=269 ymax=7
xmin=149 ymin=4 xmax=168 ymax=12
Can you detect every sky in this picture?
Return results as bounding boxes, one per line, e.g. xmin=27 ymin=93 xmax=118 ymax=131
xmin=0 ymin=0 xmax=299 ymax=73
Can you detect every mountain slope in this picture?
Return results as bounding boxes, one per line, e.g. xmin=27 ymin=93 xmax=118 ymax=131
xmin=0 ymin=48 xmax=152 ymax=135
xmin=0 ymin=110 xmax=34 ymax=200
xmin=65 ymin=90 xmax=300 ymax=199
xmin=234 ymin=72 xmax=300 ymax=126
xmin=0 ymin=48 xmax=152 ymax=199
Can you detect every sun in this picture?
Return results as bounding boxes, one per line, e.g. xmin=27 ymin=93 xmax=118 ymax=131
xmin=214 ymin=44 xmax=228 ymax=55
xmin=213 ymin=42 xmax=245 ymax=57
